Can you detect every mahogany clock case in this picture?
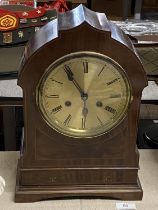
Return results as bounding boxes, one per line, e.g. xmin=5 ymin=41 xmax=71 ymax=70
xmin=15 ymin=5 xmax=147 ymax=202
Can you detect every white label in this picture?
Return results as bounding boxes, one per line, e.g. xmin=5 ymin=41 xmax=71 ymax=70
xmin=116 ymin=203 xmax=136 ymax=210
xmin=0 ymin=176 xmax=5 ymax=196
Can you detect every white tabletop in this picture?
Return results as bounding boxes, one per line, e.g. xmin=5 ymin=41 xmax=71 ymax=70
xmin=0 ymin=150 xmax=158 ymax=209
xmin=0 ymin=79 xmax=22 ymax=98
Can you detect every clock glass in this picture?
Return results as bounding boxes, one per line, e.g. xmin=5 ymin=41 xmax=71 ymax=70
xmin=36 ymin=52 xmax=131 ymax=138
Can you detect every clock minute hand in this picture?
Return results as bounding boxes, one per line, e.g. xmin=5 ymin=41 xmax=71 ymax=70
xmin=64 ymin=65 xmax=74 ymax=81
xmin=64 ymin=65 xmax=85 ymax=97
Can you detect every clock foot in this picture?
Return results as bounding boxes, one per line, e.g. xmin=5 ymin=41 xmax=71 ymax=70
xmin=15 ymin=176 xmax=143 ymax=202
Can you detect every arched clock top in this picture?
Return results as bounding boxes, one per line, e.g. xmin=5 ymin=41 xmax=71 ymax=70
xmin=18 ymin=4 xmax=147 ymax=90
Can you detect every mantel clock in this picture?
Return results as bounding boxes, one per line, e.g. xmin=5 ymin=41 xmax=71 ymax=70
xmin=15 ymin=5 xmax=147 ymax=202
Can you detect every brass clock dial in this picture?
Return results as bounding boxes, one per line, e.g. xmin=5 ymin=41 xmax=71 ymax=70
xmin=36 ymin=52 xmax=131 ymax=138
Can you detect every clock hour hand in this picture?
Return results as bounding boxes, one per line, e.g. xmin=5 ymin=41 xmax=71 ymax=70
xmin=82 ymin=102 xmax=88 ymax=118
xmin=82 ymin=95 xmax=88 ymax=129
xmin=64 ymin=65 xmax=86 ymax=98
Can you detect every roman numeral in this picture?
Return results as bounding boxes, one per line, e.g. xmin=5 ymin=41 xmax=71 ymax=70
xmin=110 ymin=93 xmax=121 ymax=98
xmin=46 ymin=94 xmax=59 ymax=98
xmin=98 ymin=65 xmax=106 ymax=76
xmin=63 ymin=114 xmax=72 ymax=126
xmin=106 ymin=78 xmax=119 ymax=86
xmin=64 ymin=64 xmax=72 ymax=73
xmin=52 ymin=105 xmax=62 ymax=114
xmin=97 ymin=116 xmax=103 ymax=125
xmin=104 ymin=106 xmax=116 ymax=114
xmin=51 ymin=79 xmax=63 ymax=85
xmin=83 ymin=61 xmax=88 ymax=73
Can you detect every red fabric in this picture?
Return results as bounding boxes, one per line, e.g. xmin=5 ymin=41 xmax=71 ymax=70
xmin=0 ymin=9 xmax=19 ymax=31
xmin=0 ymin=8 xmax=18 ymax=17
xmin=0 ymin=7 xmax=46 ymax=19
xmin=16 ymin=7 xmax=46 ymax=18
xmin=45 ymin=0 xmax=69 ymax=13
xmin=0 ymin=0 xmax=69 ymax=19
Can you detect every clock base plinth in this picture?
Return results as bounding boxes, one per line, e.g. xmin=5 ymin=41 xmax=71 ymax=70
xmin=15 ymin=174 xmax=143 ymax=202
